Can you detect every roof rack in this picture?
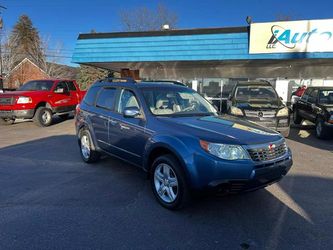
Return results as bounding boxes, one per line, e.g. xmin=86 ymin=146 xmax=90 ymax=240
xmin=98 ymin=77 xmax=137 ymax=83
xmin=141 ymin=80 xmax=186 ymax=86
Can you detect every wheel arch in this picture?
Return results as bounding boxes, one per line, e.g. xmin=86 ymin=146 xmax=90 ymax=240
xmin=77 ymin=122 xmax=99 ymax=151
xmin=34 ymin=102 xmax=53 ymax=114
xmin=144 ymin=138 xmax=194 ymax=184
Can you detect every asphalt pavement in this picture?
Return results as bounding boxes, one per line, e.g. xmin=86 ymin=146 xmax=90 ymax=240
xmin=0 ymin=118 xmax=332 ymax=249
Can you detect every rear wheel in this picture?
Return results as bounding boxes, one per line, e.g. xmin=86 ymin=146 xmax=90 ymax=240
xmin=293 ymin=109 xmax=302 ymax=125
xmin=0 ymin=118 xmax=15 ymax=125
xmin=79 ymin=129 xmax=100 ymax=163
xmin=33 ymin=107 xmax=53 ymax=127
xmin=150 ymin=154 xmax=191 ymax=210
xmin=316 ymin=119 xmax=328 ymax=139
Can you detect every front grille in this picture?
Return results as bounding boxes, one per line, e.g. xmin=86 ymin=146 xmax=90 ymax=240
xmin=0 ymin=97 xmax=13 ymax=105
xmin=244 ymin=110 xmax=276 ymax=118
xmin=247 ymin=140 xmax=287 ymax=162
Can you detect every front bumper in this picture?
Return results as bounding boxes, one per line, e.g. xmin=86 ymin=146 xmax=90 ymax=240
xmin=0 ymin=109 xmax=35 ymax=119
xmin=208 ymin=157 xmax=292 ymax=193
xmin=186 ymin=148 xmax=293 ymax=192
xmin=246 ymin=116 xmax=290 ymax=134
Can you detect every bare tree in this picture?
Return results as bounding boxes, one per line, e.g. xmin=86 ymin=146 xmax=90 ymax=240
xmin=120 ymin=3 xmax=178 ymax=31
xmin=1 ymin=31 xmax=16 ymax=76
xmin=40 ymin=37 xmax=68 ymax=79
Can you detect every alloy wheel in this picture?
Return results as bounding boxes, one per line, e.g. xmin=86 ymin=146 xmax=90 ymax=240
xmin=41 ymin=110 xmax=51 ymax=124
xmin=154 ymin=163 xmax=179 ymax=203
xmin=81 ymin=134 xmax=91 ymax=159
xmin=316 ymin=121 xmax=322 ymax=137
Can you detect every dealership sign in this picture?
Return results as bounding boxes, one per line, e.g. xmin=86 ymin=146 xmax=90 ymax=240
xmin=249 ymin=19 xmax=333 ymax=54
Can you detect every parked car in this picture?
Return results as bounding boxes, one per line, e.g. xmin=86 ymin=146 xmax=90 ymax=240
xmin=75 ymin=78 xmax=293 ymax=209
xmin=290 ymin=85 xmax=307 ymax=111
xmin=227 ymin=81 xmax=291 ymax=137
xmin=0 ymin=79 xmax=86 ymax=126
xmin=293 ymin=86 xmax=333 ymax=138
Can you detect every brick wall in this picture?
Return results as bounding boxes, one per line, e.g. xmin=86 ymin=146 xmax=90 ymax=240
xmin=4 ymin=59 xmax=49 ymax=89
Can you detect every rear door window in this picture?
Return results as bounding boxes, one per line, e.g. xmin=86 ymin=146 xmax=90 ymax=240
xmin=66 ymin=81 xmax=77 ymax=91
xmin=96 ymin=88 xmax=117 ymax=110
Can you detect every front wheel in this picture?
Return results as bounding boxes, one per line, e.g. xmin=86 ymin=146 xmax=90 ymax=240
xmin=79 ymin=129 xmax=101 ymax=163
xmin=0 ymin=118 xmax=15 ymax=125
xmin=316 ymin=119 xmax=328 ymax=139
xmin=151 ymin=154 xmax=191 ymax=210
xmin=33 ymin=107 xmax=53 ymax=127
xmin=293 ymin=109 xmax=302 ymax=125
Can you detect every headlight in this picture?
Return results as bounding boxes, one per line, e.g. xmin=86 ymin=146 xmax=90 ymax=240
xmin=17 ymin=96 xmax=32 ymax=104
xmin=200 ymin=140 xmax=249 ymax=160
xmin=277 ymin=107 xmax=289 ymax=117
xmin=230 ymin=106 xmax=243 ymax=116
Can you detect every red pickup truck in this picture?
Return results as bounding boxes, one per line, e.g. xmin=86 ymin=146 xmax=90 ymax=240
xmin=0 ymin=79 xmax=86 ymax=126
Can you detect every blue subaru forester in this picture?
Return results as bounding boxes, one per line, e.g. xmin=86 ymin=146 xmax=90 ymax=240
xmin=75 ymin=79 xmax=293 ymax=209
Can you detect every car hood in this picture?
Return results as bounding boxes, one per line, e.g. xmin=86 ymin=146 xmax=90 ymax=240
xmin=0 ymin=90 xmax=48 ymax=97
xmin=158 ymin=115 xmax=282 ymax=145
xmin=319 ymin=104 xmax=333 ymax=113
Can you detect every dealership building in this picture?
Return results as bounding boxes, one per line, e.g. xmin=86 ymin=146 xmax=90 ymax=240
xmin=72 ymin=19 xmax=333 ymax=105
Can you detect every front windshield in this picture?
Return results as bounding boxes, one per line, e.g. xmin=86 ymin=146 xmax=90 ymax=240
xmin=142 ymin=88 xmax=217 ymax=116
xmin=235 ymin=86 xmax=278 ymax=103
xmin=319 ymin=90 xmax=333 ymax=105
xmin=18 ymin=80 xmax=54 ymax=91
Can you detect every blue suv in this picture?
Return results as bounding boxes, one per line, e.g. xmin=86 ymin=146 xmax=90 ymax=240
xmin=75 ymin=79 xmax=293 ymax=209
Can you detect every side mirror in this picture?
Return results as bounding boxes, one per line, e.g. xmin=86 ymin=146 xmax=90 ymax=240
xmin=123 ymin=107 xmax=141 ymax=118
xmin=55 ymin=88 xmax=65 ymax=94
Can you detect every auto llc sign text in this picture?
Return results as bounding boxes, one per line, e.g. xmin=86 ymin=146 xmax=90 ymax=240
xmin=249 ymin=19 xmax=333 ymax=54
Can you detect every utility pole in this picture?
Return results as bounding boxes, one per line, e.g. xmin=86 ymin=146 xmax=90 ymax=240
xmin=0 ymin=5 xmax=7 ymax=90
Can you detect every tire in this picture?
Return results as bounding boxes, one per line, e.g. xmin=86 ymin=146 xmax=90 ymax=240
xmin=59 ymin=114 xmax=69 ymax=120
xmin=315 ymin=119 xmax=328 ymax=139
xmin=292 ymin=109 xmax=302 ymax=125
xmin=0 ymin=118 xmax=15 ymax=125
xmin=33 ymin=107 xmax=53 ymax=127
xmin=78 ymin=129 xmax=101 ymax=163
xmin=150 ymin=154 xmax=191 ymax=210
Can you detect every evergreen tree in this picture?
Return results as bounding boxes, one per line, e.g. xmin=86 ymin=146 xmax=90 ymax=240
xmin=8 ymin=15 xmax=45 ymax=67
xmin=77 ymin=65 xmax=110 ymax=90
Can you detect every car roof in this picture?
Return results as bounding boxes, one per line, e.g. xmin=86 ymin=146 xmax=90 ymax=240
xmin=235 ymin=81 xmax=272 ymax=86
xmin=306 ymin=86 xmax=333 ymax=90
xmin=93 ymin=79 xmax=189 ymax=90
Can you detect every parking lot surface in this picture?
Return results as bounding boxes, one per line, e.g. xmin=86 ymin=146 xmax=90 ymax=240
xmin=0 ymin=118 xmax=332 ymax=249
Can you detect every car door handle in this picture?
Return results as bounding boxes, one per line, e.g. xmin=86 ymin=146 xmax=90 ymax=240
xmin=120 ymin=124 xmax=130 ymax=130
xmin=110 ymin=120 xmax=117 ymax=126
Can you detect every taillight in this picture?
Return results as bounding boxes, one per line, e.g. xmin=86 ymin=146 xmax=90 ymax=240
xmin=75 ymin=104 xmax=81 ymax=115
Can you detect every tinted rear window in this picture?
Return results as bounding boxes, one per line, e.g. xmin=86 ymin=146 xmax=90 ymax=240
xmin=83 ymin=86 xmax=100 ymax=106
xmin=96 ymin=88 xmax=117 ymax=110
xmin=66 ymin=81 xmax=77 ymax=91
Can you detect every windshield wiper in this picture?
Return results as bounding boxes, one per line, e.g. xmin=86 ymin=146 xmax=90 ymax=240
xmin=169 ymin=112 xmax=213 ymax=117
